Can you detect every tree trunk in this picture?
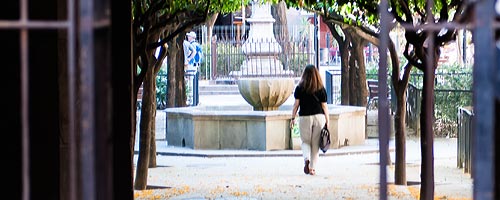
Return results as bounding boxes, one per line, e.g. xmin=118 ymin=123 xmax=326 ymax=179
xmin=420 ymin=65 xmax=436 ymax=199
xmin=175 ymin=35 xmax=187 ymax=107
xmin=350 ymin=34 xmax=368 ymax=107
xmin=167 ymin=34 xmax=187 ymax=108
xmin=379 ymin=40 xmax=412 ymax=185
xmin=148 ymin=82 xmax=157 ymax=168
xmin=134 ymin=65 xmax=155 ymax=190
xmin=206 ymin=13 xmax=218 ymax=41
xmin=348 ymin=51 xmax=356 ymax=105
xmin=148 ymin=46 xmax=169 ymax=169
xmin=272 ymin=1 xmax=290 ymax=68
xmin=147 ymin=45 xmax=170 ymax=170
xmin=391 ymin=44 xmax=411 ymax=185
xmin=148 ymin=121 xmax=157 ymax=168
xmin=327 ymin=24 xmax=349 ymax=105
xmin=394 ymin=81 xmax=407 ymax=185
xmin=338 ymin=34 xmax=350 ymax=105
xmin=167 ymin=44 xmax=177 ymax=107
xmin=131 ymin=38 xmax=141 ymax=192
xmin=206 ymin=13 xmax=218 ymax=80
xmin=340 ymin=42 xmax=350 ymax=105
xmin=211 ymin=37 xmax=218 ymax=80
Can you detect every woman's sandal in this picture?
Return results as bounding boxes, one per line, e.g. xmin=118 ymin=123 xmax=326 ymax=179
xmin=309 ymin=169 xmax=316 ymax=175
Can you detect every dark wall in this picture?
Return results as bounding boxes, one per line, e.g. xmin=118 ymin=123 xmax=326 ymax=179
xmin=110 ymin=0 xmax=134 ymax=199
xmin=2 ymin=0 xmax=60 ymax=199
xmin=3 ymin=0 xmax=133 ymax=199
xmin=3 ymin=28 xmax=22 ymax=200
xmin=29 ymin=0 xmax=61 ymax=198
xmin=29 ymin=29 xmax=60 ymax=200
xmin=2 ymin=0 xmax=21 ymax=197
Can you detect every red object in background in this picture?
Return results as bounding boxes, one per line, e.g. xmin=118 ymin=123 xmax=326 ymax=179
xmin=330 ymin=47 xmax=337 ymax=57
xmin=308 ymin=16 xmax=332 ymax=49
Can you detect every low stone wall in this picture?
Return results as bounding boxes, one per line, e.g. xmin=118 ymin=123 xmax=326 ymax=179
xmin=165 ymin=105 xmax=366 ymax=151
xmin=329 ymin=106 xmax=367 ymax=148
xmin=281 ymin=105 xmax=367 ymax=149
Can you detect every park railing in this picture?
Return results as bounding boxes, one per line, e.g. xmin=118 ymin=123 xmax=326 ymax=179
xmin=155 ymin=71 xmax=199 ymax=108
xmin=192 ymin=24 xmax=325 ymax=81
xmin=457 ymin=107 xmax=474 ymax=175
xmin=405 ymin=71 xmax=473 ymax=137
xmin=325 ymin=69 xmax=341 ymax=104
xmin=405 ymin=86 xmax=473 ymax=137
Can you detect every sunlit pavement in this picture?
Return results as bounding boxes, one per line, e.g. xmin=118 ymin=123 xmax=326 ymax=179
xmin=134 ymin=137 xmax=471 ymax=199
xmin=132 ymin=95 xmax=472 ymax=200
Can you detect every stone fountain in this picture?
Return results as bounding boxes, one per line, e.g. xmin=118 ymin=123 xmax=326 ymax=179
xmin=164 ymin=1 xmax=367 ymax=151
xmin=233 ymin=1 xmax=294 ymax=111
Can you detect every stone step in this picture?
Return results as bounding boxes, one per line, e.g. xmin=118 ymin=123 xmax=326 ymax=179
xmin=199 ymin=90 xmax=241 ymax=95
xmin=199 ymin=84 xmax=238 ymax=90
xmin=199 ymin=84 xmax=240 ymax=95
xmin=198 ymin=78 xmax=300 ymax=95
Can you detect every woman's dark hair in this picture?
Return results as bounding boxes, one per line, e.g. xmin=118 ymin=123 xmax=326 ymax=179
xmin=298 ymin=64 xmax=324 ymax=94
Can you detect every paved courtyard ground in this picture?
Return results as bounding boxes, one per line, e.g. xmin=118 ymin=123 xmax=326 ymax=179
xmin=133 ymin=137 xmax=472 ymax=199
xmin=132 ymin=94 xmax=472 ymax=199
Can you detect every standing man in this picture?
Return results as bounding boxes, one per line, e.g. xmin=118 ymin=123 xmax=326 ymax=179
xmin=188 ymin=31 xmax=202 ymax=71
xmin=184 ymin=31 xmax=197 ymax=71
xmin=183 ymin=31 xmax=200 ymax=106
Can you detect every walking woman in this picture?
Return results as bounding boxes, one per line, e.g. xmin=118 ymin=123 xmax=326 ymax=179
xmin=290 ymin=64 xmax=329 ymax=175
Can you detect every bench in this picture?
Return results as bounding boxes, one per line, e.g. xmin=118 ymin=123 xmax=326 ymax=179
xmin=366 ymin=79 xmax=392 ymax=110
xmin=367 ymin=80 xmax=378 ymax=110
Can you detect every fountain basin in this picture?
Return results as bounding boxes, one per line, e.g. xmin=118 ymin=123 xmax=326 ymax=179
xmin=238 ymin=78 xmax=295 ymax=111
xmin=165 ymin=105 xmax=366 ymax=151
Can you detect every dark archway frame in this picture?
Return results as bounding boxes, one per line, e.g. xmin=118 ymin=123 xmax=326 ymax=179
xmin=3 ymin=0 xmax=133 ymax=199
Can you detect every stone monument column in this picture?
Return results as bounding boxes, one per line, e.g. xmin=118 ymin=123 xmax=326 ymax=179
xmin=237 ymin=1 xmax=291 ymax=76
xmin=237 ymin=1 xmax=294 ymax=111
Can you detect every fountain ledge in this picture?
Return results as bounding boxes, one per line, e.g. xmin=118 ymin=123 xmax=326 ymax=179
xmin=165 ymin=105 xmax=366 ymax=151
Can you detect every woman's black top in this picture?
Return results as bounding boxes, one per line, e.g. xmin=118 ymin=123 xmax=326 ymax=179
xmin=294 ymin=85 xmax=327 ymax=116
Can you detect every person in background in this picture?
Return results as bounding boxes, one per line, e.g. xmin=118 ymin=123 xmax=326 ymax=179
xmin=188 ymin=31 xmax=203 ymax=71
xmin=290 ymin=64 xmax=330 ymax=176
xmin=184 ymin=31 xmax=197 ymax=71
xmin=183 ymin=31 xmax=198 ymax=105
